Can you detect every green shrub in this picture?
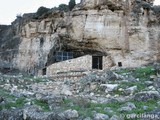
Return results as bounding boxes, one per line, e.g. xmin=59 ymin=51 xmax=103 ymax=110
xmin=58 ymin=4 xmax=69 ymax=12
xmin=0 ymin=97 xmax=25 ymax=110
xmin=69 ymin=0 xmax=76 ymax=11
xmin=133 ymin=66 xmax=155 ymax=79
xmin=33 ymin=100 xmax=50 ymax=111
xmin=142 ymin=2 xmax=152 ymax=9
xmin=153 ymin=5 xmax=160 ymax=14
xmin=36 ymin=6 xmax=50 ymax=16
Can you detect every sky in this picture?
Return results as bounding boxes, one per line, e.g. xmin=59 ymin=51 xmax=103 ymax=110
xmin=0 ymin=0 xmax=80 ymax=25
xmin=0 ymin=0 xmax=159 ymax=25
xmin=153 ymin=0 xmax=160 ymax=5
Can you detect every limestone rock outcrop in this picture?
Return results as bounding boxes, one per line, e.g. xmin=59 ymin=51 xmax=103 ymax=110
xmin=0 ymin=0 xmax=159 ymax=74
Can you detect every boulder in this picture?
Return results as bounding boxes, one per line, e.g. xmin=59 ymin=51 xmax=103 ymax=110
xmin=110 ymin=115 xmax=122 ymax=120
xmin=133 ymin=91 xmax=160 ymax=101
xmin=118 ymin=102 xmax=136 ymax=112
xmin=23 ymin=105 xmax=55 ymax=120
xmin=84 ymin=117 xmax=92 ymax=120
xmin=0 ymin=109 xmax=23 ymax=120
xmin=124 ymin=86 xmax=137 ymax=95
xmin=61 ymin=89 xmax=73 ymax=96
xmin=141 ymin=109 xmax=160 ymax=120
xmin=100 ymin=84 xmax=118 ymax=92
xmin=93 ymin=113 xmax=109 ymax=120
xmin=154 ymin=78 xmax=160 ymax=89
xmin=58 ymin=109 xmax=79 ymax=119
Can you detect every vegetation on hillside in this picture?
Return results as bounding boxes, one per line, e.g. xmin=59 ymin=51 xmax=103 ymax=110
xmin=36 ymin=6 xmax=50 ymax=16
xmin=153 ymin=5 xmax=160 ymax=14
xmin=69 ymin=0 xmax=76 ymax=11
xmin=58 ymin=4 xmax=69 ymax=12
xmin=0 ymin=64 xmax=160 ymax=119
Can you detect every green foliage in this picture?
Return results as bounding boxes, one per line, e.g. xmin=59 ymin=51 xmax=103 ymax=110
xmin=58 ymin=97 xmax=159 ymax=118
xmin=51 ymin=7 xmax=59 ymax=11
xmin=73 ymin=97 xmax=91 ymax=108
xmin=115 ymin=69 xmax=130 ymax=75
xmin=58 ymin=4 xmax=69 ymax=12
xmin=115 ymin=80 xmax=145 ymax=94
xmin=69 ymin=0 xmax=76 ymax=11
xmin=36 ymin=6 xmax=50 ymax=16
xmin=116 ymin=65 xmax=156 ymax=79
xmin=153 ymin=5 xmax=160 ymax=14
xmin=33 ymin=100 xmax=50 ymax=111
xmin=23 ymin=76 xmax=45 ymax=83
xmin=133 ymin=66 xmax=155 ymax=79
xmin=113 ymin=65 xmax=156 ymax=95
xmin=0 ymin=97 xmax=25 ymax=110
xmin=127 ymin=99 xmax=158 ymax=114
xmin=0 ymin=89 xmax=15 ymax=101
xmin=142 ymin=2 xmax=152 ymax=9
xmin=32 ymin=77 xmax=45 ymax=82
xmin=61 ymin=98 xmax=122 ymax=118
xmin=50 ymin=4 xmax=69 ymax=12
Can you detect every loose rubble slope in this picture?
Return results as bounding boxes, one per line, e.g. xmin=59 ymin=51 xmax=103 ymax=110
xmin=0 ymin=64 xmax=160 ymax=120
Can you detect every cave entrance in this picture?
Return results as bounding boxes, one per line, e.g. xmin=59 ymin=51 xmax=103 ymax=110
xmin=92 ymin=56 xmax=103 ymax=70
xmin=42 ymin=68 xmax=46 ymax=75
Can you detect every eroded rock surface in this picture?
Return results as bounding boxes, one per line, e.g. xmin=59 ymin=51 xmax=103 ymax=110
xmin=0 ymin=0 xmax=159 ymax=74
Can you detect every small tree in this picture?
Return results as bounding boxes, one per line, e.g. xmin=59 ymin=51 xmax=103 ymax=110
xmin=58 ymin=4 xmax=69 ymax=12
xmin=153 ymin=5 xmax=160 ymax=14
xmin=69 ymin=0 xmax=76 ymax=11
xmin=36 ymin=6 xmax=50 ymax=16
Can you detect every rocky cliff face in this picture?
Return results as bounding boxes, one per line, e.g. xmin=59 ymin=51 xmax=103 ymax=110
xmin=0 ymin=0 xmax=159 ymax=74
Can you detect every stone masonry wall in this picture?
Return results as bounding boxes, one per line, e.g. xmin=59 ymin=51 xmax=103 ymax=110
xmin=46 ymin=55 xmax=119 ymax=76
xmin=46 ymin=55 xmax=92 ymax=76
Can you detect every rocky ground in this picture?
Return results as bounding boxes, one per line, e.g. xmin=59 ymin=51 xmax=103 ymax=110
xmin=0 ymin=64 xmax=160 ymax=120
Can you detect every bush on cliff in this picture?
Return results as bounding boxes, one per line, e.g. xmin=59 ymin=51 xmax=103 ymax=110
xmin=58 ymin=4 xmax=69 ymax=12
xmin=69 ymin=0 xmax=76 ymax=11
xmin=153 ymin=5 xmax=160 ymax=14
xmin=36 ymin=6 xmax=50 ymax=16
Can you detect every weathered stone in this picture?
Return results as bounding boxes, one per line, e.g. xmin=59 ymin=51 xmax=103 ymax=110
xmin=148 ymin=86 xmax=156 ymax=91
xmin=93 ymin=113 xmax=109 ymax=120
xmin=58 ymin=109 xmax=79 ymax=119
xmin=90 ymin=83 xmax=97 ymax=91
xmin=104 ymin=107 xmax=114 ymax=114
xmin=141 ymin=109 xmax=160 ymax=120
xmin=100 ymin=84 xmax=118 ymax=92
xmin=154 ymin=78 xmax=160 ymax=89
xmin=110 ymin=115 xmax=122 ymax=120
xmin=145 ymin=81 xmax=154 ymax=86
xmin=23 ymin=105 xmax=55 ymax=120
xmin=61 ymin=89 xmax=72 ymax=96
xmin=118 ymin=102 xmax=136 ymax=112
xmin=157 ymin=101 xmax=160 ymax=106
xmin=133 ymin=91 xmax=160 ymax=101
xmin=1 ymin=0 xmax=159 ymax=74
xmin=124 ymin=86 xmax=137 ymax=95
xmin=36 ymin=93 xmax=44 ymax=100
xmin=0 ymin=0 xmax=160 ymax=119
xmin=0 ymin=0 xmax=160 ymax=76
xmin=84 ymin=117 xmax=92 ymax=120
xmin=150 ymin=75 xmax=157 ymax=80
xmin=0 ymin=109 xmax=23 ymax=120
